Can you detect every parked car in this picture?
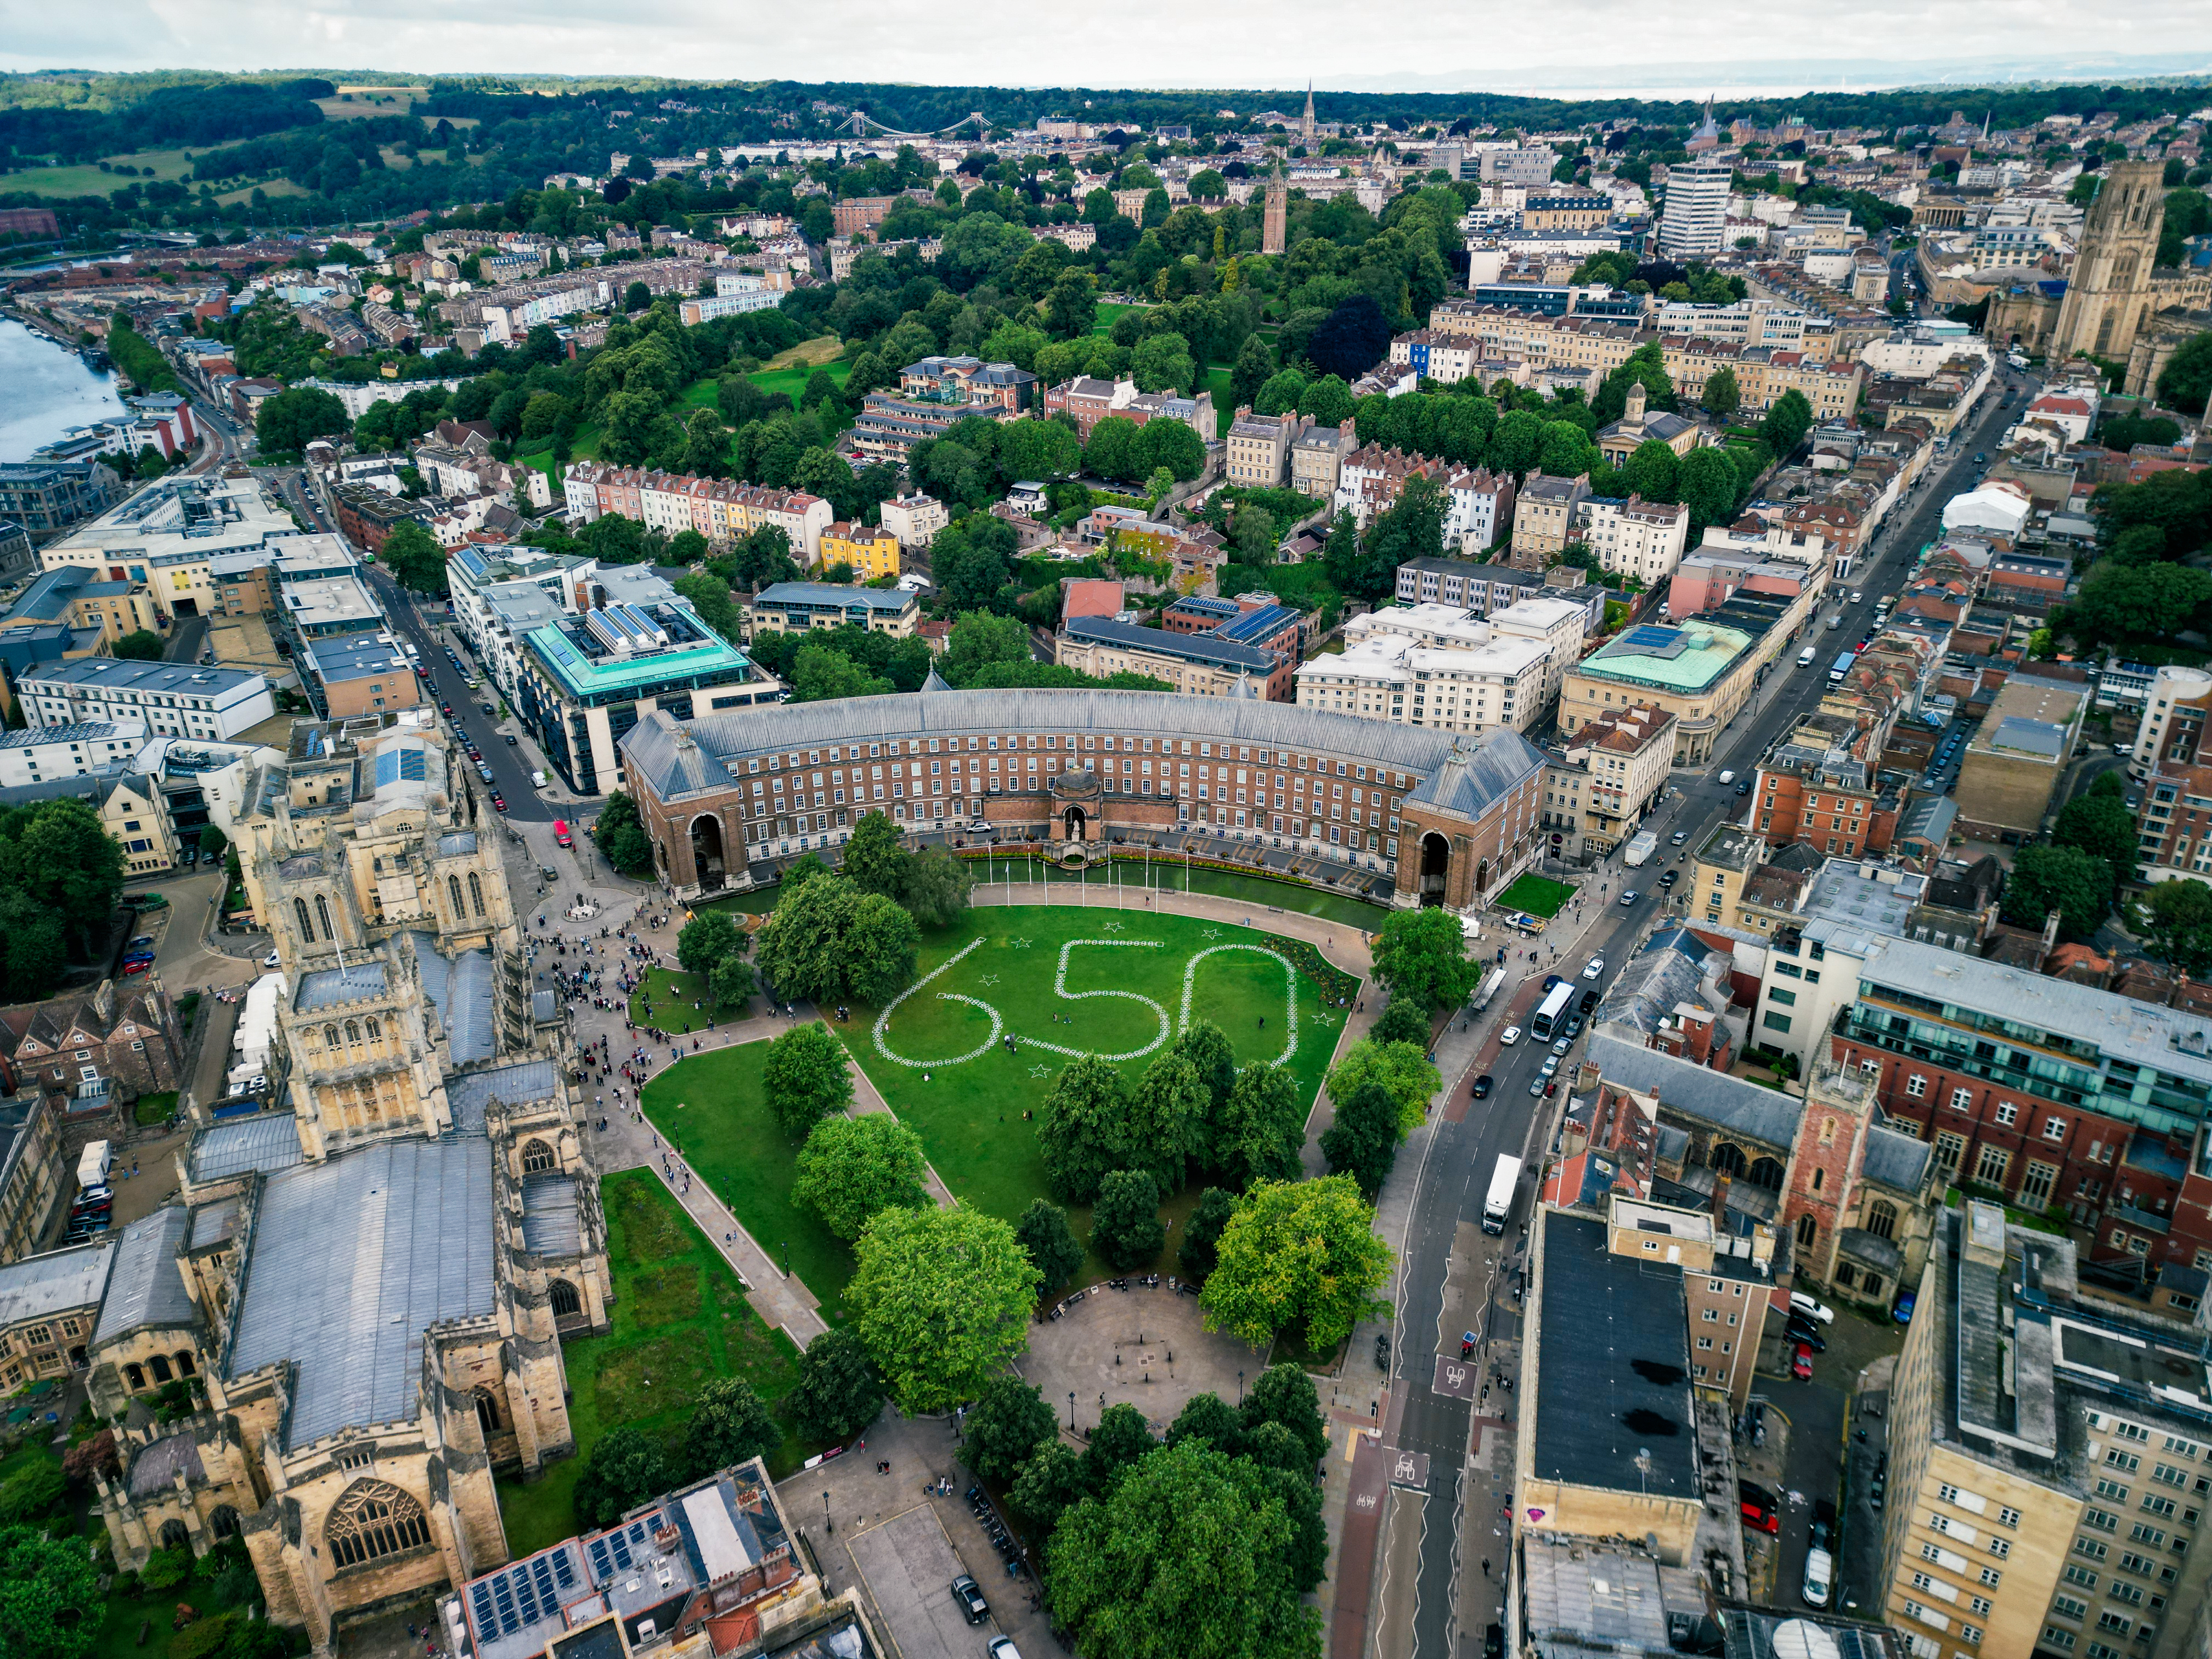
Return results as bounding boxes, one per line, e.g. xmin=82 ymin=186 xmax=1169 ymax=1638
xmin=989 ymin=1641 xmax=1023 ymax=1659
xmin=1498 ymin=1026 xmax=1522 ymax=1047
xmin=1657 ymin=870 xmax=1678 ymax=889
xmin=123 ymin=958 xmax=151 ymax=975
xmin=129 ymin=935 xmax=154 ymax=948
xmin=1892 ymin=1289 xmax=1917 ymax=1325
xmin=1528 ymin=1075 xmax=1548 ymax=1097
xmin=1735 ymin=780 xmax=1752 ymax=795
xmin=1539 ymin=1055 xmax=1560 ymax=1077
xmin=1790 ymin=1293 xmax=1836 ymax=1325
xmin=1809 ymin=1500 xmax=1837 ymax=1551
xmin=951 ymin=1575 xmax=989 ymax=1624
xmin=1802 ymin=1545 xmax=1833 ymax=1608
xmin=1470 ymin=1074 xmax=1493 ymax=1099
xmin=1564 ymin=1014 xmax=1584 ymax=1038
xmin=505 ymin=733 xmax=518 ymax=745
xmin=1785 ymin=1318 xmax=1826 ymax=1352
xmin=1738 ymin=1484 xmax=1781 ymax=1534
xmin=1790 ymin=1342 xmax=1815 ymax=1380
xmin=1550 ymin=1034 xmax=1572 ymax=1056
xmin=1579 ymin=990 xmax=1600 ymax=1014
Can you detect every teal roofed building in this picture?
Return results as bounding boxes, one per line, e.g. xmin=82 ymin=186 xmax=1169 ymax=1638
xmin=516 ymin=579 xmax=781 ymax=796
xmin=1563 ymin=619 xmax=1760 ymax=765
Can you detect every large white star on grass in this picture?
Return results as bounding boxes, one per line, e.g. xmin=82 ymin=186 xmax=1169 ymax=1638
xmin=981 ymin=974 xmax=1000 ymax=986
xmin=1029 ymin=1063 xmax=1053 ymax=1079
xmin=1011 ymin=938 xmax=1033 ymax=949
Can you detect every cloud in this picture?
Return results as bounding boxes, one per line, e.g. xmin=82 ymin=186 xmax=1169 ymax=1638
xmin=3 ymin=0 xmax=2209 ymax=89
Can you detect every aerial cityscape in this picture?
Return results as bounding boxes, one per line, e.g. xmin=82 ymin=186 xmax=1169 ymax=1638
xmin=6 ymin=41 xmax=2212 ymax=1659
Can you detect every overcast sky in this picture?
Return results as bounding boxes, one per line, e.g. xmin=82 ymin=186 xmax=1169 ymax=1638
xmin=4 ymin=0 xmax=2210 ymax=94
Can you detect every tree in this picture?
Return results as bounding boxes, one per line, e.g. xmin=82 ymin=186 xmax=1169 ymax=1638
xmin=2054 ymin=777 xmax=2140 ymax=870
xmin=841 ymin=811 xmax=910 ymax=899
xmin=256 ymin=385 xmax=349 ymax=453
xmin=1127 ymin=1051 xmax=1201 ymax=1191
xmin=794 ymin=1112 xmax=930 ymax=1239
xmin=782 ymin=1325 xmax=884 ymax=1443
xmin=1677 ymin=445 xmax=1741 ymax=530
xmin=901 ymin=847 xmax=974 ymax=928
xmin=708 ymin=953 xmax=757 ymax=1012
xmin=1348 ymin=472 xmax=1447 ymax=601
xmin=1319 ymin=1080 xmax=1401 ymax=1198
xmin=761 ymin=1021 xmax=854 ymax=1139
xmin=1015 ymin=1197 xmax=1084 ymax=1294
xmin=941 ymin=611 xmax=1032 ymax=685
xmin=2000 ymin=844 xmax=2114 ymax=940
xmin=572 ymin=1426 xmax=670 ymax=1528
xmin=756 ymin=874 xmax=921 ymax=1007
xmin=379 ymin=520 xmax=449 ymax=596
xmin=1306 ymin=293 xmax=1391 ymax=381
xmin=1759 ymin=388 xmax=1814 ymax=457
xmin=680 ymin=1377 xmax=779 ymax=1481
xmin=1240 ymin=1362 xmax=1329 ymax=1468
xmin=1083 ymin=1402 xmax=1157 ymax=1488
xmin=1231 ymin=334 xmax=1276 ymax=409
xmin=1622 ymin=437 xmax=1681 ymax=503
xmin=1039 ymin=1054 xmax=1134 ymax=1203
xmin=1131 ymin=417 xmax=1207 ymax=482
xmin=1200 ymin=1176 xmax=1393 ymax=1350
xmin=1166 ymin=1391 xmax=1244 ymax=1453
xmin=1216 ymin=1063 xmax=1306 ymax=1191
xmin=594 ymin=788 xmax=654 ymax=875
xmin=1252 ymin=368 xmax=1306 ymax=416
xmin=1178 ymin=1186 xmax=1236 ymax=1281
xmin=848 ymin=1204 xmax=1041 ymax=1414
xmin=1045 ymin=1438 xmax=1322 ymax=1659
xmin=1324 ymin=1039 xmax=1441 ymax=1135
xmin=1703 ymin=365 xmax=1741 ymax=418
xmin=676 ymin=910 xmax=743 ymax=976
xmin=963 ymin=1375 xmax=1060 ymax=1485
xmin=2061 ymin=560 xmax=2212 ymax=646
xmin=1173 ymin=1020 xmax=1239 ymax=1172
xmin=0 ymin=1523 xmax=103 ymax=1659
xmin=1084 ymin=414 xmax=1139 ymax=481
xmin=674 ymin=572 xmax=742 ymax=644
xmin=1131 ymin=331 xmax=1196 ymax=394
xmin=112 ymin=629 xmax=165 ymax=661
xmin=1368 ymin=996 xmax=1429 ymax=1049
xmin=2137 ymin=879 xmax=2212 ymax=978
xmin=0 ymin=798 xmax=123 ymax=958
xmin=1296 ymin=374 xmax=1355 ymax=428
xmin=2158 ymin=331 xmax=2212 ymax=415
xmin=1371 ymin=906 xmax=1480 ymax=1013
xmin=1092 ymin=1169 xmax=1166 ymax=1271
xmin=1011 ymin=1438 xmax=1093 ymax=1534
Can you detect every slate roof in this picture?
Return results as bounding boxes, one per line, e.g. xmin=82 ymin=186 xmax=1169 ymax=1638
xmin=521 ymin=1175 xmax=582 ymax=1255
xmin=446 ymin=1059 xmax=558 ymax=1135
xmin=0 ymin=1240 xmax=112 ymax=1328
xmin=92 ymin=1207 xmax=195 ymax=1345
xmin=227 ymin=1137 xmax=496 ymax=1449
xmin=127 ymin=1431 xmax=205 ymax=1499
xmin=1861 ymin=1124 xmax=1933 ymax=1193
xmin=1587 ymin=1033 xmax=1805 ymax=1149
xmin=620 ymin=691 xmax=1543 ymax=831
xmin=294 ymin=961 xmax=387 ymax=1012
xmin=188 ymin=1112 xmax=304 ymax=1182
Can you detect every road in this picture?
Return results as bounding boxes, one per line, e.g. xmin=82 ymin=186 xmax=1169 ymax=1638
xmin=1372 ymin=368 xmax=2037 ymax=1659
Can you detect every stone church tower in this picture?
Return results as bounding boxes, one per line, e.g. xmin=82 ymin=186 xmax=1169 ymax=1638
xmin=2051 ymin=159 xmax=2165 ymax=363
xmin=1263 ymin=163 xmax=1288 ymax=257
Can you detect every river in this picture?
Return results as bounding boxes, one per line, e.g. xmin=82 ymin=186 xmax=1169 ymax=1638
xmin=0 ymin=318 xmax=131 ymax=462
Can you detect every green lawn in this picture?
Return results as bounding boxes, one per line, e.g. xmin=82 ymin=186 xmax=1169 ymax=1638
xmin=627 ymin=965 xmax=752 ymax=1031
xmin=1493 ymin=873 xmax=1578 ymax=920
xmin=845 ymin=905 xmax=1353 ymax=1279
xmin=747 ymin=359 xmax=854 ymax=406
xmin=133 ymin=1091 xmax=178 ymax=1128
xmin=962 ymin=852 xmax=1392 ymax=931
xmin=496 ymin=1170 xmax=805 ymax=1555
xmin=1093 ymin=301 xmax=1144 ymax=336
xmin=4 ymin=147 xmax=199 ymax=199
xmin=639 ymin=1039 xmax=859 ymax=1321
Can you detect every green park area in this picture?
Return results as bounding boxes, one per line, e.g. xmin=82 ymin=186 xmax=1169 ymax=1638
xmin=640 ymin=905 xmax=1359 ymax=1295
xmin=1493 ymin=872 xmax=1578 ymax=919
xmin=496 ymin=1170 xmax=802 ymax=1555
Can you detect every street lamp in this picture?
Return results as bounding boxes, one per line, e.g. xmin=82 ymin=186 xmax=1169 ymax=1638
xmin=1238 ymin=1368 xmax=1244 ymax=1404
xmin=1068 ymin=1391 xmax=1076 ymax=1430
xmin=781 ymin=1240 xmax=789 ymax=1278
xmin=822 ymin=1491 xmax=832 ymax=1535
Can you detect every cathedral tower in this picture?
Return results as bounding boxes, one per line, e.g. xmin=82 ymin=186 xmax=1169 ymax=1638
xmin=2051 ymin=159 xmax=2166 ymax=363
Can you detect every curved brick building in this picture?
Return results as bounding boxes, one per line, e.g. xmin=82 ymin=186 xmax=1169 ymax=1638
xmin=617 ymin=687 xmax=1549 ymax=910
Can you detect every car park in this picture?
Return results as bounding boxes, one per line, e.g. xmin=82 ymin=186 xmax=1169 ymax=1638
xmin=1582 ymin=955 xmax=1605 ymax=980
xmin=1499 ymin=1026 xmax=1522 ymax=1046
xmin=1619 ymin=889 xmax=1639 ymax=906
xmin=952 ymin=1575 xmax=989 ymax=1624
xmin=1470 ymin=1074 xmax=1493 ymax=1099
xmin=1790 ymin=1342 xmax=1815 ymax=1380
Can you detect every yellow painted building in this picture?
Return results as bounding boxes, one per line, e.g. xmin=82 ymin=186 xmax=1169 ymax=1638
xmin=819 ymin=521 xmax=902 ymax=582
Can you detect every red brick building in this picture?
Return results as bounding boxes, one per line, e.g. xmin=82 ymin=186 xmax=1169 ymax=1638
xmin=0 ymin=978 xmax=185 ymax=1120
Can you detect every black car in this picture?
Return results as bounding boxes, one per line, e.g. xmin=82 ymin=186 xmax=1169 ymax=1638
xmin=1785 ymin=1318 xmax=1826 ymax=1352
xmin=952 ymin=1575 xmax=989 ymax=1624
xmin=1735 ymin=780 xmax=1752 ymax=795
xmin=1657 ymin=870 xmax=1678 ymax=888
xmin=505 ymin=733 xmax=518 ymax=745
xmin=1579 ymin=989 xmax=1600 ymax=1014
xmin=1470 ymin=1074 xmax=1494 ymax=1099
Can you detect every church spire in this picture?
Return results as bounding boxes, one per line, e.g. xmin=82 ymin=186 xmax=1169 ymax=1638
xmin=1301 ymin=80 xmax=1316 ymax=143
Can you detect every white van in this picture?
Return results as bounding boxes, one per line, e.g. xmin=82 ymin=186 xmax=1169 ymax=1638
xmin=1717 ymin=770 xmax=1736 ymax=785
xmin=1796 ymin=646 xmax=1816 ymax=667
xmin=532 ymin=769 xmax=548 ymax=789
xmin=1802 ymin=1546 xmax=1833 ymax=1607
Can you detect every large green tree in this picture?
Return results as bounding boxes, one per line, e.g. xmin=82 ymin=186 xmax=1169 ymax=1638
xmin=782 ymin=1325 xmax=884 ymax=1443
xmin=0 ymin=1523 xmax=103 ymax=1659
xmin=794 ymin=1112 xmax=931 ymax=1239
xmin=680 ymin=1377 xmax=780 ymax=1481
xmin=1046 ymin=1438 xmax=1323 ymax=1659
xmin=1127 ymin=1050 xmax=1203 ymax=1192
xmin=256 ymin=385 xmax=349 ymax=453
xmin=1039 ymin=1053 xmax=1134 ymax=1204
xmin=840 ymin=811 xmax=910 ymax=898
xmin=1092 ymin=1169 xmax=1167 ymax=1271
xmin=848 ymin=1204 xmax=1041 ymax=1414
xmin=1319 ymin=1080 xmax=1401 ymax=1198
xmin=755 ymin=874 xmax=920 ymax=1007
xmin=1015 ymin=1197 xmax=1085 ymax=1294
xmin=2136 ymin=879 xmax=2212 ymax=977
xmin=676 ymin=910 xmax=743 ymax=977
xmin=1200 ymin=1176 xmax=1393 ymax=1350
xmin=1216 ymin=1063 xmax=1307 ymax=1192
xmin=963 ymin=1374 xmax=1062 ymax=1485
xmin=379 ymin=520 xmax=449 ymax=596
xmin=1371 ymin=907 xmax=1480 ymax=1013
xmin=2000 ymin=844 xmax=2114 ymax=940
xmin=1324 ymin=1039 xmax=1441 ymax=1135
xmin=2053 ymin=775 xmax=2139 ymax=871
xmin=0 ymin=798 xmax=123 ymax=960
xmin=572 ymin=1426 xmax=671 ymax=1528
xmin=593 ymin=789 xmax=654 ymax=876
xmin=761 ymin=1021 xmax=854 ymax=1139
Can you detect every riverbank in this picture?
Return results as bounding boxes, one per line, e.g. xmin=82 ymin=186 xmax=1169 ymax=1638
xmin=0 ymin=317 xmax=129 ymax=462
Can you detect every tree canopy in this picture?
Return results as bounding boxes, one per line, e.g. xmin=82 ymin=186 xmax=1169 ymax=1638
xmin=1199 ymin=1176 xmax=1393 ymax=1349
xmin=847 ymin=1203 xmax=1041 ymax=1414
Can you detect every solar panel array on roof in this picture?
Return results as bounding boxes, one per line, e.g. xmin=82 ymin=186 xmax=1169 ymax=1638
xmin=1618 ymin=625 xmax=1689 ymax=657
xmin=373 ymin=747 xmax=427 ymax=788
